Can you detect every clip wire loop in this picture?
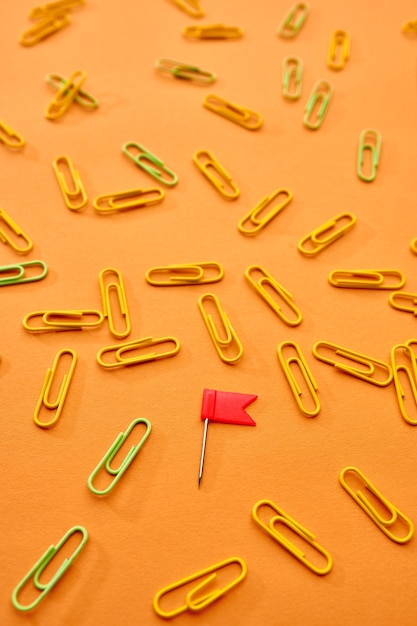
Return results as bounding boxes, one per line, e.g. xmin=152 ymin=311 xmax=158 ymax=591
xmin=0 ymin=261 xmax=47 ymax=286
xmin=245 ymin=266 xmax=302 ymax=327
xmin=193 ymin=150 xmax=239 ymax=199
xmin=389 ymin=291 xmax=417 ymax=316
xmin=99 ymin=268 xmax=131 ymax=339
xmin=45 ymin=69 xmax=87 ymax=120
xmin=0 ymin=208 xmax=33 ymax=254
xmin=156 ymin=58 xmax=215 ymax=84
xmin=153 ymin=557 xmax=247 ymax=618
xmin=183 ymin=24 xmax=243 ymax=39
xmin=391 ymin=343 xmax=417 ymax=425
xmin=94 ymin=187 xmax=165 ymax=214
xmin=297 ymin=212 xmax=356 ymax=257
xmin=0 ymin=119 xmax=25 ymax=149
xmin=30 ymin=0 xmax=85 ymax=18
xmin=33 ymin=349 xmax=77 ymax=428
xmin=122 ymin=142 xmax=178 ymax=187
xmin=23 ymin=310 xmax=104 ymax=332
xmin=357 ymin=129 xmax=381 ymax=182
xmin=203 ymin=94 xmax=262 ymax=130
xmin=282 ymin=57 xmax=303 ymax=100
xmin=198 ymin=293 xmax=243 ymax=364
xmin=303 ymin=80 xmax=333 ymax=130
xmin=327 ymin=30 xmax=350 ymax=70
xmin=312 ymin=340 xmax=393 ymax=387
xmin=87 ymin=418 xmax=152 ymax=495
xmin=277 ymin=2 xmax=310 ymax=38
xmin=339 ymin=467 xmax=414 ymax=543
xmin=19 ymin=12 xmax=71 ymax=46
xmin=146 ymin=262 xmax=224 ymax=286
xmin=97 ymin=336 xmax=180 ymax=369
xmin=238 ymin=189 xmax=292 ymax=235
xmin=46 ymin=73 xmax=98 ymax=109
xmin=328 ymin=269 xmax=405 ymax=290
xmin=170 ymin=0 xmax=205 ymax=18
xmin=252 ymin=500 xmax=332 ymax=575
xmin=52 ymin=155 xmax=87 ymax=211
xmin=277 ymin=341 xmax=320 ymax=416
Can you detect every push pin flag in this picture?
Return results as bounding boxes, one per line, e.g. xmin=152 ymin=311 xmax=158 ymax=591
xmin=198 ymin=388 xmax=257 ymax=487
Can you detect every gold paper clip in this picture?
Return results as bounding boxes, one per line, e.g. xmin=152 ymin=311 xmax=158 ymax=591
xmin=339 ymin=467 xmax=414 ymax=543
xmin=203 ymin=94 xmax=263 ymax=130
xmin=277 ymin=341 xmax=320 ymax=416
xmin=33 ymin=349 xmax=77 ymax=428
xmin=122 ymin=143 xmax=178 ymax=186
xmin=23 ymin=310 xmax=104 ymax=332
xmin=303 ymin=80 xmax=333 ymax=130
xmin=30 ymin=0 xmax=85 ymax=19
xmin=391 ymin=343 xmax=417 ymax=426
xmin=198 ymin=293 xmax=243 ymax=364
xmin=46 ymin=73 xmax=99 ymax=109
xmin=183 ymin=24 xmax=243 ymax=39
xmin=245 ymin=266 xmax=302 ymax=327
xmin=193 ymin=150 xmax=239 ymax=199
xmin=328 ymin=270 xmax=405 ymax=290
xmin=0 ymin=208 xmax=33 ymax=254
xmin=297 ymin=213 xmax=356 ymax=257
xmin=19 ymin=12 xmax=71 ymax=46
xmin=11 ymin=526 xmax=88 ymax=612
xmin=52 ymin=155 xmax=87 ymax=211
xmin=99 ymin=268 xmax=131 ymax=339
xmin=327 ymin=30 xmax=350 ymax=70
xmin=97 ymin=336 xmax=180 ymax=369
xmin=357 ymin=129 xmax=381 ymax=182
xmin=153 ymin=557 xmax=247 ymax=618
xmin=402 ymin=19 xmax=417 ymax=34
xmin=282 ymin=57 xmax=303 ymax=100
xmin=87 ymin=418 xmax=152 ymax=495
xmin=252 ymin=500 xmax=332 ymax=575
xmin=411 ymin=238 xmax=417 ymax=254
xmin=45 ymin=69 xmax=87 ymax=120
xmin=156 ymin=58 xmax=215 ymax=84
xmin=0 ymin=120 xmax=25 ymax=149
xmin=277 ymin=3 xmax=310 ymax=38
xmin=312 ymin=340 xmax=393 ymax=387
xmin=94 ymin=188 xmax=165 ymax=214
xmin=238 ymin=189 xmax=292 ymax=235
xmin=170 ymin=0 xmax=205 ymax=18
xmin=389 ymin=291 xmax=417 ymax=316
xmin=146 ymin=262 xmax=224 ymax=286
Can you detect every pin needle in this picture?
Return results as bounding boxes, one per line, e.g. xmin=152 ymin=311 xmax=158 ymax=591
xmin=198 ymin=418 xmax=209 ymax=487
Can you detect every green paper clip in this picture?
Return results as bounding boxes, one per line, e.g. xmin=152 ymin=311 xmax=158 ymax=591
xmin=303 ymin=80 xmax=333 ymax=130
xmin=282 ymin=57 xmax=303 ymax=100
xmin=277 ymin=2 xmax=310 ymax=38
xmin=156 ymin=58 xmax=215 ymax=85
xmin=45 ymin=73 xmax=99 ymax=109
xmin=122 ymin=142 xmax=178 ymax=186
xmin=357 ymin=129 xmax=381 ymax=182
xmin=0 ymin=261 xmax=47 ymax=286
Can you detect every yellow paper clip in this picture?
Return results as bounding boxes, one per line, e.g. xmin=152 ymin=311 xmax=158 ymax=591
xmin=46 ymin=73 xmax=98 ymax=109
xmin=170 ymin=0 xmax=205 ymax=18
xmin=282 ymin=57 xmax=303 ymax=100
xmin=29 ymin=0 xmax=85 ymax=19
xmin=245 ymin=266 xmax=302 ymax=327
xmin=402 ymin=19 xmax=417 ymax=34
xmin=183 ymin=24 xmax=243 ymax=39
xmin=122 ymin=143 xmax=178 ymax=186
xmin=193 ymin=150 xmax=239 ymax=199
xmin=327 ymin=30 xmax=350 ymax=70
xmin=339 ymin=467 xmax=414 ymax=543
xmin=411 ymin=238 xmax=417 ymax=254
xmin=277 ymin=341 xmax=320 ymax=416
xmin=391 ymin=343 xmax=417 ymax=426
xmin=0 ymin=208 xmax=33 ymax=255
xmin=146 ymin=262 xmax=224 ymax=286
xmin=19 ymin=12 xmax=71 ymax=46
xmin=389 ymin=291 xmax=417 ymax=316
xmin=87 ymin=418 xmax=152 ymax=495
xmin=52 ymin=155 xmax=87 ymax=211
xmin=303 ymin=80 xmax=333 ymax=130
xmin=33 ymin=349 xmax=77 ymax=428
xmin=45 ymin=69 xmax=87 ymax=120
xmin=97 ymin=336 xmax=180 ymax=369
xmin=252 ymin=500 xmax=332 ymax=575
xmin=0 ymin=120 xmax=25 ymax=149
xmin=198 ymin=293 xmax=243 ymax=364
xmin=99 ymin=268 xmax=131 ymax=339
xmin=153 ymin=557 xmax=247 ymax=618
xmin=203 ymin=94 xmax=262 ymax=130
xmin=277 ymin=2 xmax=310 ymax=38
xmin=297 ymin=212 xmax=356 ymax=257
xmin=23 ymin=310 xmax=104 ymax=332
xmin=328 ymin=269 xmax=405 ymax=290
xmin=357 ymin=129 xmax=381 ymax=182
xmin=312 ymin=340 xmax=393 ymax=387
xmin=94 ymin=188 xmax=165 ymax=214
xmin=156 ymin=58 xmax=215 ymax=84
xmin=12 ymin=526 xmax=88 ymax=612
xmin=238 ymin=189 xmax=292 ymax=235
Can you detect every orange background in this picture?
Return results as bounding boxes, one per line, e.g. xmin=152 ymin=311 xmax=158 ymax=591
xmin=2 ymin=1 xmax=417 ymax=624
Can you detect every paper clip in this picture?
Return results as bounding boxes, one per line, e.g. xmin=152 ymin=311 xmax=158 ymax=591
xmin=297 ymin=213 xmax=356 ymax=257
xmin=389 ymin=291 xmax=417 ymax=316
xmin=282 ymin=57 xmax=303 ymax=100
xmin=94 ymin=188 xmax=165 ymax=214
xmin=277 ymin=341 xmax=320 ymax=416
xmin=19 ymin=12 xmax=71 ymax=46
xmin=45 ymin=69 xmax=87 ymax=120
xmin=145 ymin=262 xmax=224 ymax=286
xmin=238 ymin=189 xmax=292 ymax=235
xmin=122 ymin=142 xmax=178 ymax=187
xmin=303 ymin=80 xmax=333 ymax=130
xmin=183 ymin=24 xmax=243 ymax=39
xmin=357 ymin=129 xmax=382 ymax=182
xmin=277 ymin=3 xmax=310 ymax=38
xmin=23 ymin=310 xmax=104 ymax=332
xmin=203 ymin=94 xmax=262 ymax=130
xmin=328 ymin=270 xmax=405 ymax=290
xmin=0 ymin=120 xmax=25 ymax=149
xmin=252 ymin=500 xmax=332 ymax=575
xmin=33 ymin=349 xmax=77 ymax=428
xmin=52 ymin=155 xmax=87 ymax=211
xmin=0 ymin=208 xmax=33 ymax=255
xmin=0 ymin=261 xmax=48 ymax=287
xmin=312 ymin=341 xmax=393 ymax=387
xmin=391 ymin=343 xmax=417 ymax=426
xmin=153 ymin=557 xmax=247 ymax=618
xmin=12 ymin=526 xmax=88 ymax=612
xmin=170 ymin=0 xmax=205 ymax=18
xmin=97 ymin=336 xmax=180 ymax=369
xmin=29 ymin=0 xmax=85 ymax=19
xmin=87 ymin=418 xmax=152 ymax=495
xmin=198 ymin=293 xmax=243 ymax=364
xmin=402 ymin=19 xmax=417 ymax=34
xmin=99 ymin=268 xmax=131 ymax=339
xmin=339 ymin=467 xmax=414 ymax=543
xmin=193 ymin=150 xmax=239 ymax=199
xmin=156 ymin=59 xmax=215 ymax=85
xmin=327 ymin=30 xmax=350 ymax=70
xmin=245 ymin=266 xmax=302 ymax=327
xmin=411 ymin=238 xmax=417 ymax=254
xmin=46 ymin=73 xmax=99 ymax=109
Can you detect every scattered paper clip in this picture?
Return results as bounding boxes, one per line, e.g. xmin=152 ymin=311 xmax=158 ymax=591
xmin=94 ymin=188 xmax=165 ymax=214
xmin=193 ymin=150 xmax=239 ymax=199
xmin=277 ymin=341 xmax=320 ymax=416
xmin=156 ymin=58 xmax=215 ymax=84
xmin=170 ymin=0 xmax=205 ymax=18
xmin=238 ymin=189 xmax=292 ymax=235
xmin=303 ymin=80 xmax=333 ymax=130
xmin=52 ymin=155 xmax=87 ymax=211
xmin=203 ymin=94 xmax=263 ymax=130
xmin=0 ymin=261 xmax=48 ymax=287
xmin=183 ymin=24 xmax=243 ymax=39
xmin=19 ymin=12 xmax=71 ymax=46
xmin=252 ymin=500 xmax=332 ymax=575
xmin=146 ymin=262 xmax=224 ymax=286
xmin=45 ymin=69 xmax=87 ymax=120
xmin=122 ymin=142 xmax=178 ymax=186
xmin=327 ymin=30 xmax=350 ymax=70
xmin=312 ymin=341 xmax=393 ymax=387
xmin=0 ymin=208 xmax=33 ymax=254
xmin=23 ymin=310 xmax=104 ymax=332
xmin=411 ymin=238 xmax=417 ymax=254
xmin=391 ymin=343 xmax=417 ymax=426
xmin=339 ymin=467 xmax=414 ymax=543
xmin=198 ymin=293 xmax=243 ymax=364
xmin=277 ymin=2 xmax=310 ymax=38
xmin=29 ymin=0 xmax=85 ymax=19
xmin=297 ymin=213 xmax=356 ymax=257
xmin=153 ymin=557 xmax=247 ymax=618
xmin=282 ymin=57 xmax=303 ymax=100
xmin=357 ymin=129 xmax=381 ymax=182
xmin=245 ymin=265 xmax=302 ymax=326
xmin=402 ymin=19 xmax=417 ymax=34
xmin=389 ymin=291 xmax=417 ymax=316
xmin=0 ymin=120 xmax=25 ymax=149
xmin=46 ymin=73 xmax=99 ymax=109
xmin=99 ymin=268 xmax=131 ymax=339
xmin=87 ymin=418 xmax=152 ymax=495
xmin=97 ymin=336 xmax=180 ymax=369
xmin=33 ymin=349 xmax=77 ymax=428
xmin=328 ymin=270 xmax=405 ymax=290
